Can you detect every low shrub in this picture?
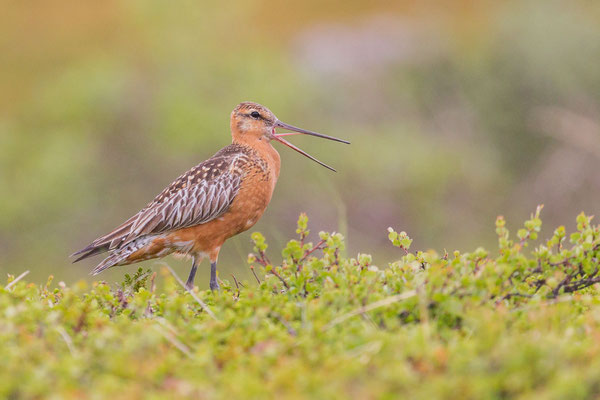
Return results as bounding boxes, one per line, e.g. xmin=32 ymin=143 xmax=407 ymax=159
xmin=1 ymin=207 xmax=599 ymax=399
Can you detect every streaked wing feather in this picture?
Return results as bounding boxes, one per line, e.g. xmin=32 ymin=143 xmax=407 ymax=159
xmin=72 ymin=144 xmax=251 ymax=262
xmin=120 ymin=157 xmax=243 ymax=244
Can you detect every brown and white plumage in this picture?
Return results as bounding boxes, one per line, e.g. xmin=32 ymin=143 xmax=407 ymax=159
xmin=72 ymin=102 xmax=349 ymax=290
xmin=73 ymin=144 xmax=258 ymax=273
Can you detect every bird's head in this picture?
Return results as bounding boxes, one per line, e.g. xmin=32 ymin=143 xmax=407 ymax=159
xmin=231 ymin=102 xmax=277 ymax=138
xmin=230 ymin=101 xmax=350 ymax=172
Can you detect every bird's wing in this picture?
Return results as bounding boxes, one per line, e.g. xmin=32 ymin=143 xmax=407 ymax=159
xmin=72 ymin=153 xmax=246 ymax=260
xmin=122 ymin=156 xmax=244 ymax=242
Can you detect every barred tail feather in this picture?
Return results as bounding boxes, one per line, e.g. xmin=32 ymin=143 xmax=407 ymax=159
xmin=91 ymin=253 xmax=127 ymax=275
xmin=91 ymin=244 xmax=141 ymax=275
xmin=90 ymin=235 xmax=163 ymax=276
xmin=71 ymin=244 xmax=109 ymax=263
xmin=72 ymin=214 xmax=141 ymax=263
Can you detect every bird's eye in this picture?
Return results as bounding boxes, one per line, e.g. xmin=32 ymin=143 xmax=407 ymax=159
xmin=250 ymin=111 xmax=261 ymax=119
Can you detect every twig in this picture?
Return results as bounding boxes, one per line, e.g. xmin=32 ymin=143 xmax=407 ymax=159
xmin=555 ymin=277 xmax=600 ymax=296
xmin=270 ymin=312 xmax=297 ymax=336
xmin=300 ymin=239 xmax=326 ymax=262
xmin=323 ymin=290 xmax=417 ymax=330
xmin=262 ymin=251 xmax=271 ymax=266
xmin=250 ymin=265 xmax=261 ymax=284
xmin=254 ymin=249 xmax=271 ymax=267
xmin=500 ymin=292 xmax=533 ymax=301
xmin=162 ymin=264 xmax=218 ymax=320
xmin=269 ymin=268 xmax=290 ymax=289
xmin=5 ymin=270 xmax=30 ymax=290
xmin=56 ymin=326 xmax=76 ymax=356
xmin=149 ymin=271 xmax=157 ymax=293
xmin=333 ymin=248 xmax=340 ymax=266
xmin=231 ymin=274 xmax=240 ymax=290
xmin=231 ymin=274 xmax=241 ymax=299
xmin=551 ymin=275 xmax=573 ymax=298
xmin=154 ymin=325 xmax=193 ymax=358
xmin=156 ymin=317 xmax=179 ymax=336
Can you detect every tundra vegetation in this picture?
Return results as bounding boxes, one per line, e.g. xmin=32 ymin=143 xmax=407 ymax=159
xmin=2 ymin=208 xmax=600 ymax=399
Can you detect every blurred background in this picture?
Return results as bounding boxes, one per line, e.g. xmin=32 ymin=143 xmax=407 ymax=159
xmin=2 ymin=0 xmax=600 ymax=287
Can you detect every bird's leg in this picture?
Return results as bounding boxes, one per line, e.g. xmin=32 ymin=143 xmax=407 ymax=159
xmin=185 ymin=257 xmax=199 ymax=290
xmin=209 ymin=261 xmax=220 ymax=291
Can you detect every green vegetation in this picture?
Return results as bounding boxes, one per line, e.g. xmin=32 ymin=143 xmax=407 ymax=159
xmin=2 ymin=209 xmax=600 ymax=399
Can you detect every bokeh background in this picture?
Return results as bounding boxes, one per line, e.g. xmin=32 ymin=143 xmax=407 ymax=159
xmin=2 ymin=0 xmax=600 ymax=287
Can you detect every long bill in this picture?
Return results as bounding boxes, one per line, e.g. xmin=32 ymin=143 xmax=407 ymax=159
xmin=272 ymin=120 xmax=350 ymax=172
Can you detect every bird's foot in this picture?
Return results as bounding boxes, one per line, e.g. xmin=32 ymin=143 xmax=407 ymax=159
xmin=209 ymin=280 xmax=220 ymax=291
xmin=185 ymin=281 xmax=195 ymax=291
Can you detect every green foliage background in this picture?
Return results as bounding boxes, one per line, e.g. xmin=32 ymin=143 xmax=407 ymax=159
xmin=2 ymin=2 xmax=600 ymax=284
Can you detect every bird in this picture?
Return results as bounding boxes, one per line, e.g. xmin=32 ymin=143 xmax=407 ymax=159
xmin=71 ymin=102 xmax=349 ymax=290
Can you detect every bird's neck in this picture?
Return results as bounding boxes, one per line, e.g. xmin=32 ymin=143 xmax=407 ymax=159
xmin=232 ymin=135 xmax=281 ymax=180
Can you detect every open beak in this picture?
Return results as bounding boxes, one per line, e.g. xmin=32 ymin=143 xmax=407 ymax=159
xmin=271 ymin=120 xmax=350 ymax=172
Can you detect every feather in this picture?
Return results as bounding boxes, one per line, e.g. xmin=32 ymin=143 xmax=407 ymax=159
xmin=72 ymin=144 xmax=253 ymax=264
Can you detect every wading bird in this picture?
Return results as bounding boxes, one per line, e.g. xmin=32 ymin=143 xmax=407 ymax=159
xmin=72 ymin=102 xmax=349 ymax=290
